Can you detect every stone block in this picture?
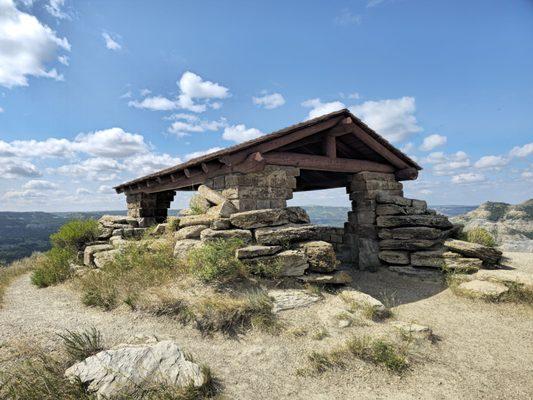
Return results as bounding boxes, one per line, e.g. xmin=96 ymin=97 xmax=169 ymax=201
xmin=376 ymin=215 xmax=453 ymax=229
xmin=379 ymin=239 xmax=441 ymax=251
xmin=230 ymin=208 xmax=289 ymax=229
xmin=243 ymin=250 xmax=308 ymax=277
xmin=348 ymin=189 xmax=403 ymax=201
xmin=206 ymin=200 xmax=238 ymax=218
xmin=84 ymin=244 xmax=114 ymax=266
xmin=236 ymin=245 xmax=283 ymax=259
xmin=189 ymin=194 xmax=211 ymax=213
xmin=378 ymin=250 xmax=410 ymax=265
xmin=255 ymin=224 xmax=320 ymax=245
xmin=410 ymin=250 xmax=446 ymax=268
xmin=173 ymin=239 xmax=202 ymax=259
xmin=378 ymin=227 xmax=443 ymax=240
xmin=376 ymin=193 xmax=412 ymax=206
xmin=197 ymin=184 xmax=227 ymax=205
xmin=175 ymin=225 xmax=209 ymax=240
xmin=293 ymin=241 xmax=337 ymax=272
xmin=350 ymin=180 xmax=403 ymax=192
xmin=179 ymin=215 xmax=215 ymax=227
xmin=211 ymin=218 xmax=231 ymax=230
xmin=200 ymin=228 xmax=252 ymax=244
xmin=297 ymin=271 xmax=352 ymax=285
xmin=444 ymin=239 xmax=502 ymax=266
xmin=351 ymin=172 xmax=395 ymax=182
xmin=357 ymin=238 xmax=381 ymax=270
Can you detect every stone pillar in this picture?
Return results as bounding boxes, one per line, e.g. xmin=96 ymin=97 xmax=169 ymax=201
xmin=204 ymin=165 xmax=299 ymax=212
xmin=344 ymin=172 xmax=403 ymax=270
xmin=126 ymin=190 xmax=176 ymax=226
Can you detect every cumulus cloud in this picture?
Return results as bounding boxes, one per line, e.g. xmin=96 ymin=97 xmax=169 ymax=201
xmin=97 ymin=185 xmax=114 ymax=194
xmin=167 ymin=117 xmax=227 ymax=138
xmin=222 ymin=124 xmax=263 ymax=143
xmin=2 ymin=188 xmax=48 ymax=200
xmin=102 ymin=32 xmax=121 ymax=51
xmin=128 ymin=96 xmax=177 ymax=111
xmin=474 ymin=155 xmax=508 ymax=169
xmin=349 ymin=97 xmax=422 ymax=143
xmin=57 ymin=55 xmax=69 ymax=66
xmin=419 ymin=134 xmax=447 ymax=151
xmin=0 ymin=0 xmax=70 ymax=88
xmin=185 ymin=147 xmax=224 ymax=161
xmin=122 ymin=152 xmax=182 ymax=175
xmin=23 ymin=179 xmax=58 ymax=190
xmin=302 ymin=98 xmax=345 ymax=120
xmin=509 ymin=142 xmax=533 ymax=158
xmin=179 ymin=71 xmax=229 ymax=99
xmin=423 ymin=151 xmax=471 ymax=175
xmin=45 ymin=0 xmax=70 ymax=19
xmin=451 ymin=172 xmax=485 ymax=184
xmin=53 ymin=157 xmax=124 ymax=181
xmin=253 ymin=93 xmax=285 ymax=109
xmin=76 ymin=188 xmax=91 ymax=195
xmin=401 ymin=142 xmax=414 ymax=153
xmin=0 ymin=157 xmax=41 ymax=178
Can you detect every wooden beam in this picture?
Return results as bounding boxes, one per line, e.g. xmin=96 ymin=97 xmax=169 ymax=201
xmin=262 ymin=152 xmax=395 ymax=174
xmin=184 ymin=168 xmax=192 ymax=178
xmin=201 ymin=163 xmax=209 ymax=173
xmin=324 ymin=134 xmax=336 ymax=158
xmin=395 ymin=167 xmax=418 ymax=181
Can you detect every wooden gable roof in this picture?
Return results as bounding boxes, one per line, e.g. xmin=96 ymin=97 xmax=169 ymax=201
xmin=115 ymin=109 xmax=421 ymax=194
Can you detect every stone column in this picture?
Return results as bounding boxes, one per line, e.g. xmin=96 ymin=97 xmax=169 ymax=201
xmin=204 ymin=165 xmax=299 ymax=212
xmin=344 ymin=172 xmax=403 ymax=270
xmin=126 ymin=190 xmax=176 ymax=227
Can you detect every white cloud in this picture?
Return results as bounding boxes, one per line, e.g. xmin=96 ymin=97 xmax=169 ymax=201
xmin=76 ymin=188 xmax=91 ymax=195
xmin=474 ymin=155 xmax=508 ymax=169
xmin=120 ymin=90 xmax=132 ymax=99
xmin=167 ymin=117 xmax=227 ymax=138
xmin=53 ymin=157 xmax=124 ymax=181
xmin=335 ymin=9 xmax=362 ymax=26
xmin=0 ymin=106 xmax=4 ymax=113
xmin=178 ymin=71 xmax=229 ymax=100
xmin=2 ymin=189 xmax=48 ymax=200
xmin=419 ymin=189 xmax=432 ymax=195
xmin=423 ymin=150 xmax=471 ymax=175
xmin=509 ymin=142 xmax=533 ymax=158
xmin=401 ymin=142 xmax=414 ymax=153
xmin=349 ymin=96 xmax=422 ymax=143
xmin=57 ymin=55 xmax=69 ymax=65
xmin=419 ymin=134 xmax=447 ymax=151
xmin=253 ymin=92 xmax=285 ymax=109
xmin=367 ymin=0 xmax=385 ymax=7
xmin=185 ymin=147 xmax=224 ymax=161
xmin=521 ymin=170 xmax=533 ymax=180
xmin=222 ymin=124 xmax=263 ymax=143
xmin=140 ymin=88 xmax=151 ymax=96
xmin=0 ymin=157 xmax=41 ymax=178
xmin=128 ymin=96 xmax=177 ymax=111
xmin=23 ymin=179 xmax=58 ymax=190
xmin=0 ymin=0 xmax=70 ymax=88
xmin=123 ymin=152 xmax=182 ymax=175
xmin=451 ymin=172 xmax=485 ymax=184
xmin=45 ymin=0 xmax=69 ymax=19
xmin=97 ymin=185 xmax=114 ymax=194
xmin=165 ymin=113 xmax=199 ymax=122
xmin=302 ymin=98 xmax=345 ymax=120
xmin=102 ymin=32 xmax=121 ymax=51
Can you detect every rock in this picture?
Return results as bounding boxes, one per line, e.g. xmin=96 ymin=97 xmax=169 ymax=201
xmin=64 ymin=340 xmax=205 ymax=399
xmin=110 ymin=236 xmax=128 ymax=248
xmin=298 ymin=271 xmax=352 ymax=285
xmin=230 ymin=208 xmax=289 ymax=229
xmin=179 ymin=208 xmax=194 ymax=216
xmin=472 ymin=269 xmax=533 ymax=292
xmin=84 ymin=244 xmax=114 ymax=266
xmin=294 ymin=241 xmax=337 ymax=272
xmin=198 ymin=184 xmax=227 ymax=205
xmin=378 ymin=227 xmax=444 ymax=240
xmin=410 ymin=250 xmax=445 ymax=268
xmin=173 ymin=239 xmax=202 ymax=258
xmin=339 ymin=289 xmax=386 ymax=313
xmin=244 ymin=250 xmax=308 ymax=276
xmin=376 ymin=193 xmax=412 ymax=207
xmin=338 ymin=319 xmax=352 ymax=328
xmin=200 ymin=228 xmax=252 ymax=244
xmin=235 ymin=245 xmax=282 ymax=259
xmin=206 ymin=200 xmax=238 ymax=218
xmin=99 ymin=215 xmax=139 ymax=228
xmin=389 ymin=266 xmax=442 ymax=279
xmin=286 ymin=207 xmax=311 ymax=224
xmin=378 ymin=250 xmax=410 ymax=265
xmin=379 ymin=239 xmax=441 ymax=251
xmin=97 ymin=228 xmax=113 ymax=240
xmin=376 ymin=204 xmax=427 ymax=216
xmin=153 ymin=223 xmax=167 ymax=235
xmin=392 ymin=321 xmax=432 ymax=337
xmin=457 ymin=280 xmax=509 ymax=300
xmin=93 ymin=249 xmax=120 ymax=268
xmin=268 ymin=289 xmax=321 ymax=312
xmin=175 ymin=225 xmax=209 ymax=240
xmin=211 ymin=218 xmax=231 ymax=230
xmin=444 ymin=239 xmax=502 ymax=266
xmin=189 ymin=194 xmax=211 ymax=213
xmin=179 ymin=214 xmax=215 ymax=228
xmin=377 ymin=215 xmax=453 ymax=229
xmin=255 ymin=224 xmax=320 ymax=245
xmin=443 ymin=257 xmax=482 ymax=273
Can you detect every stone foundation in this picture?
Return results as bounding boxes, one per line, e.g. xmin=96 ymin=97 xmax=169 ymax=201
xmin=126 ymin=191 xmax=176 ymax=226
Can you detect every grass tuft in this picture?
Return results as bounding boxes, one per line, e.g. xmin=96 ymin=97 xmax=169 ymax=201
xmin=460 ymin=227 xmax=496 ymax=247
xmin=31 ymin=247 xmax=74 ymax=288
xmin=58 ymin=327 xmax=104 ymax=362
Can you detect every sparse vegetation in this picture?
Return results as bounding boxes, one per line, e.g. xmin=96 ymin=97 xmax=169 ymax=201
xmin=167 ymin=217 xmax=180 ymax=232
xmin=31 ymin=247 xmax=73 ymax=288
xmin=0 ymin=255 xmax=39 ymax=305
xmin=311 ymin=326 xmax=330 ymax=340
xmin=58 ymin=327 xmax=105 ymax=362
xmin=460 ymin=227 xmax=496 ymax=247
xmin=50 ymin=219 xmax=101 ymax=253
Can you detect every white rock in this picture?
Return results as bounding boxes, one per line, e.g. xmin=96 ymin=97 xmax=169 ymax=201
xmin=457 ymin=280 xmax=509 ymax=299
xmin=340 ymin=289 xmax=385 ymax=312
xmin=268 ymin=289 xmax=321 ymax=313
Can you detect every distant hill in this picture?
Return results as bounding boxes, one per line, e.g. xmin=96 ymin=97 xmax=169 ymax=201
xmin=451 ymin=199 xmax=533 ymax=252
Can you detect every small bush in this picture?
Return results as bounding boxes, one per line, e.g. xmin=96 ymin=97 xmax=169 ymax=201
xmin=167 ymin=217 xmax=180 ymax=232
xmin=187 ymin=239 xmax=247 ymax=283
xmin=58 ymin=327 xmax=104 ymax=362
xmin=346 ymin=336 xmax=409 ymax=373
xmin=50 ymin=219 xmax=101 ymax=252
xmin=461 ymin=227 xmax=496 ymax=247
xmin=31 ymin=247 xmax=73 ymax=288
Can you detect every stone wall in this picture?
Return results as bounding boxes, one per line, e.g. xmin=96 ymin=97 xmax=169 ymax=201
xmin=316 ymin=227 xmax=345 ymax=253
xmin=203 ymin=165 xmax=299 ymax=212
xmin=126 ymin=191 xmax=176 ymax=227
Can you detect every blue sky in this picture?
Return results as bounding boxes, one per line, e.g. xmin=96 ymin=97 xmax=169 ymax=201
xmin=1 ymin=0 xmax=532 ymax=211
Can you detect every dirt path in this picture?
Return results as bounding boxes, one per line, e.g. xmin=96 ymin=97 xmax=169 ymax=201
xmin=1 ymin=254 xmax=532 ymax=399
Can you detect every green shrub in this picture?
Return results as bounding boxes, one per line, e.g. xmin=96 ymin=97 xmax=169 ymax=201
xmin=464 ymin=227 xmax=496 ymax=247
xmin=187 ymin=239 xmax=246 ymax=283
xmin=31 ymin=247 xmax=73 ymax=288
xmin=58 ymin=327 xmax=104 ymax=362
xmin=346 ymin=336 xmax=409 ymax=373
xmin=166 ymin=217 xmax=180 ymax=232
xmin=50 ymin=219 xmax=101 ymax=252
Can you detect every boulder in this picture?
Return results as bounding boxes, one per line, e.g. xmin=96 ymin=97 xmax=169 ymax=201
xmin=410 ymin=249 xmax=445 ymax=268
xmin=153 ymin=223 xmax=167 ymax=235
xmin=243 ymin=249 xmax=308 ymax=276
xmin=473 ymin=269 xmax=533 ymax=292
xmin=98 ymin=215 xmax=139 ymax=228
xmin=211 ymin=218 xmax=231 ymax=230
xmin=388 ymin=266 xmax=442 ymax=279
xmin=286 ymin=206 xmax=311 ymax=224
xmin=230 ymin=208 xmax=289 ymax=229
xmin=110 ymin=236 xmax=128 ymax=248
xmin=255 ymin=224 xmax=320 ymax=245
xmin=197 ymin=184 xmax=227 ymax=205
xmin=175 ymin=225 xmax=209 ymax=240
xmin=443 ymin=257 xmax=482 ymax=273
xmin=376 ymin=193 xmax=412 ymax=207
xmin=294 ymin=241 xmax=337 ymax=272
xmin=377 ymin=215 xmax=453 ymax=229
xmin=189 ymin=194 xmax=211 ymax=213
xmin=97 ymin=228 xmax=113 ymax=240
xmin=457 ymin=280 xmax=508 ymax=300
xmin=444 ymin=239 xmax=502 ymax=266
xmin=200 ymin=228 xmax=252 ymax=244
xmin=206 ymin=200 xmax=238 ymax=218
xmin=179 ymin=214 xmax=215 ymax=228
xmin=379 ymin=239 xmax=441 ymax=251
xmin=378 ymin=250 xmax=410 ymax=265
xmin=268 ymin=289 xmax=321 ymax=312
xmin=235 ymin=245 xmax=282 ymax=259
xmin=298 ymin=271 xmax=352 ymax=285
xmin=93 ymin=249 xmax=120 ymax=268
xmin=84 ymin=244 xmax=114 ymax=266
xmin=340 ymin=289 xmax=386 ymax=313
xmin=64 ymin=340 xmax=206 ymax=399
xmin=378 ymin=227 xmax=444 ymax=240
xmin=392 ymin=321 xmax=432 ymax=337
xmin=173 ymin=239 xmax=202 ymax=258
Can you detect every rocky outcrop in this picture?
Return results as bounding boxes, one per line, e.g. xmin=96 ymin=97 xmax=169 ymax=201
xmin=444 ymin=239 xmax=502 ymax=266
xmin=65 ymin=340 xmax=206 ymax=399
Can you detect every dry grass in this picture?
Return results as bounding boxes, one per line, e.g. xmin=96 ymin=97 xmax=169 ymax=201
xmin=0 ymin=254 xmax=40 ymax=306
xmin=58 ymin=327 xmax=105 ymax=362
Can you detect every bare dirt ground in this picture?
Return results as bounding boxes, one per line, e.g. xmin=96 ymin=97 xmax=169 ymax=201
xmin=1 ymin=252 xmax=532 ymax=400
